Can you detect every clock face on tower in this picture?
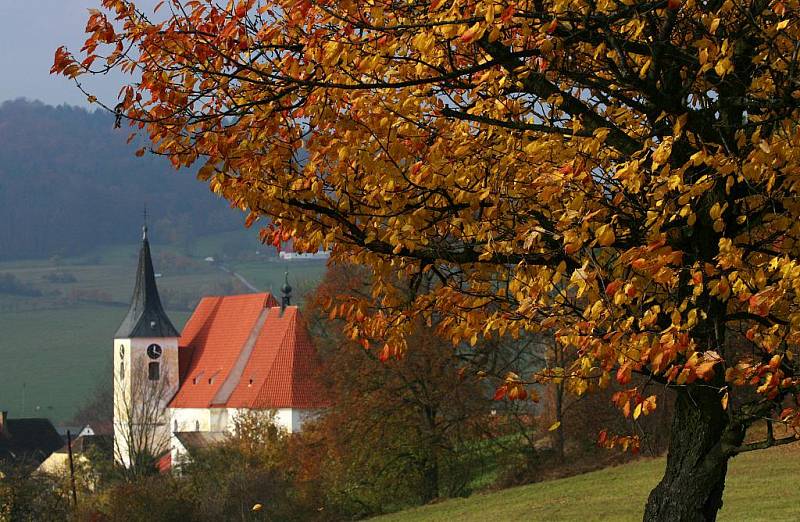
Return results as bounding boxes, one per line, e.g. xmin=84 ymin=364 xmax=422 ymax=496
xmin=146 ymin=343 xmax=163 ymax=360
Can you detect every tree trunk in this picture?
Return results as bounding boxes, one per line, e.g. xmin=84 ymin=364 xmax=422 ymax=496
xmin=554 ymin=381 xmax=565 ymax=461
xmin=420 ymin=452 xmax=439 ymax=503
xmin=643 ymin=386 xmax=742 ymax=521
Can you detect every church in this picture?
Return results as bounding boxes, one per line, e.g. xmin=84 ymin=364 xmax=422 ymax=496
xmin=112 ymin=226 xmax=327 ymax=469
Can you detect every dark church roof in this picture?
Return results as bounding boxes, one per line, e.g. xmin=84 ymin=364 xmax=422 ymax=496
xmin=115 ymin=226 xmax=180 ymax=338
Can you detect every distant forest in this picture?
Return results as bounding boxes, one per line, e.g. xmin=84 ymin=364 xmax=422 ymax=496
xmin=0 ymin=99 xmax=245 ymax=261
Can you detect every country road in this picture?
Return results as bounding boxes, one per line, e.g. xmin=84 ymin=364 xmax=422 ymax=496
xmin=218 ymin=265 xmax=260 ymax=292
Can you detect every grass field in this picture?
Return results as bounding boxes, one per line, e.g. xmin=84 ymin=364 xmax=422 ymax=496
xmin=372 ymin=443 xmax=800 ymax=522
xmin=231 ymin=259 xmax=328 ymax=302
xmin=0 ymin=238 xmax=327 ymax=424
xmin=0 ymin=304 xmax=191 ymax=423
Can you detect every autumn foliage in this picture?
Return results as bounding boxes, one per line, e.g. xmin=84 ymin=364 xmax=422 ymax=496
xmin=54 ymin=0 xmax=800 ymax=519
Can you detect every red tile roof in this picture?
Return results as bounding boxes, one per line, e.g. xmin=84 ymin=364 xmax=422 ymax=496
xmin=169 ymin=293 xmax=326 ymax=410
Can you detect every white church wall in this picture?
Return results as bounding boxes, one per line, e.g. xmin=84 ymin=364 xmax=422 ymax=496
xmin=224 ymin=408 xmax=299 ymax=433
xmin=275 ymin=408 xmax=295 ymax=432
xmin=170 ymin=407 xmax=212 ymax=432
xmin=291 ymin=409 xmax=317 ymax=432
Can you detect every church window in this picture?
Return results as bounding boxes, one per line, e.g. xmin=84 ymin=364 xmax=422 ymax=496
xmin=119 ymin=361 xmax=124 ymax=380
xmin=173 ymin=420 xmax=178 ymax=431
xmin=148 ymin=362 xmax=160 ymax=381
xmin=195 ymin=420 xmax=200 ymax=431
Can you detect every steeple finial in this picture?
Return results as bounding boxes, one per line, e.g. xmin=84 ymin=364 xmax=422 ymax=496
xmin=281 ymin=270 xmax=292 ymax=311
xmin=142 ymin=205 xmax=148 ymax=240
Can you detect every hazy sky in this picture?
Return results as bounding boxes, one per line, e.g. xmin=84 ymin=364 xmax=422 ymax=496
xmin=0 ymin=1 xmax=157 ymax=107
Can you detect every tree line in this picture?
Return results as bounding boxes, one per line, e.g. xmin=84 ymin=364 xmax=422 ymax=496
xmin=0 ymin=99 xmax=243 ymax=261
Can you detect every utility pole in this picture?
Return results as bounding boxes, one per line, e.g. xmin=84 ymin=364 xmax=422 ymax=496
xmin=67 ymin=430 xmax=78 ymax=509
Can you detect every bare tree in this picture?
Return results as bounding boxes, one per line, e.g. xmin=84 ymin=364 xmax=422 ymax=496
xmin=113 ymin=358 xmax=173 ymax=479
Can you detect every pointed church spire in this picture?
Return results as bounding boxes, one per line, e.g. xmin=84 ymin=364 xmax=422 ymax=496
xmin=115 ymin=223 xmax=179 ymax=338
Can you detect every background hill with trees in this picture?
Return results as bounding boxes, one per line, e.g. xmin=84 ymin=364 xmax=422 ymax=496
xmin=0 ymin=98 xmax=243 ymax=261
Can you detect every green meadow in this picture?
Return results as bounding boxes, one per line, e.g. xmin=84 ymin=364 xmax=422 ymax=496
xmin=372 ymin=443 xmax=800 ymax=522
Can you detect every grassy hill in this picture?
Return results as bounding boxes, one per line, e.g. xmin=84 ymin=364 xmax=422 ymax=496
xmin=0 ymin=240 xmax=326 ymax=424
xmin=371 ymin=443 xmax=800 ymax=522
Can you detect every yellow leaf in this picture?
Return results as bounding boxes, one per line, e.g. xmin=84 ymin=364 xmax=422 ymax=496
xmin=638 ymin=58 xmax=652 ymax=79
xmin=252 ymin=503 xmax=263 ymax=512
xmin=652 ymin=138 xmax=673 ymax=167
xmin=715 ymin=58 xmax=732 ymax=77
xmin=721 ymin=392 xmax=729 ymax=410
xmin=596 ymin=224 xmax=616 ymax=247
xmin=633 ymin=402 xmax=643 ymax=420
xmin=548 ymin=421 xmax=561 ymax=431
xmin=777 ymin=19 xmax=789 ymax=31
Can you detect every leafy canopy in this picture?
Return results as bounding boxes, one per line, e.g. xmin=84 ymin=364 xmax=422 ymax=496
xmin=54 ymin=0 xmax=800 ymax=450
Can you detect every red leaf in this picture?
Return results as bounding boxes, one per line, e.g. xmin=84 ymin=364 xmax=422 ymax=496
xmin=500 ymin=5 xmax=515 ymax=22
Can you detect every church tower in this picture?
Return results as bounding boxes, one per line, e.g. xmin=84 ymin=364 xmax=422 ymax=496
xmin=113 ymin=224 xmax=180 ymax=468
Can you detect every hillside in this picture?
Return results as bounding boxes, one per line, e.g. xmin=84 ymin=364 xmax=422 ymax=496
xmin=371 ymin=444 xmax=800 ymax=522
xmin=0 ymin=99 xmax=244 ymax=261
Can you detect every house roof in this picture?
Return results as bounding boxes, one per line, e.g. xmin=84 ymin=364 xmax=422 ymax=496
xmin=0 ymin=418 xmax=64 ymax=467
xmin=168 ymin=293 xmax=327 ymax=410
xmin=174 ymin=431 xmax=227 ymax=452
xmin=115 ymin=226 xmax=180 ymax=339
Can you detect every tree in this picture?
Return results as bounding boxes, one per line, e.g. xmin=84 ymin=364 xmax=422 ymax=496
xmin=55 ymin=1 xmax=800 ymax=519
xmin=179 ymin=410 xmax=302 ymax=522
xmin=0 ymin=466 xmax=73 ymax=522
xmin=302 ymin=264 xmax=524 ymax=515
xmin=114 ymin=358 xmax=173 ymax=479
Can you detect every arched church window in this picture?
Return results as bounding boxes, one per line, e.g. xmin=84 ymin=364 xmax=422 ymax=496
xmin=148 ymin=361 xmax=160 ymax=381
xmin=119 ymin=361 xmax=124 ymax=380
xmin=173 ymin=420 xmax=178 ymax=431
xmin=195 ymin=420 xmax=200 ymax=431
